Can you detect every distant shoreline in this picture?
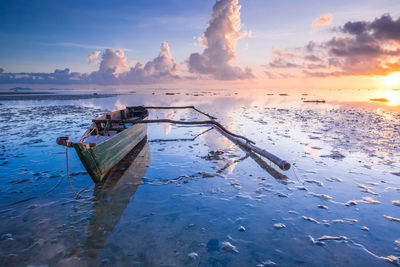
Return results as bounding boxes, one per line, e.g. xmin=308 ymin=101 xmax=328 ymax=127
xmin=0 ymin=93 xmax=119 ymax=101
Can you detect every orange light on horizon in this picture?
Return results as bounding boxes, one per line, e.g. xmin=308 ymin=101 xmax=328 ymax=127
xmin=383 ymin=72 xmax=400 ymax=87
xmin=381 ymin=90 xmax=400 ymax=106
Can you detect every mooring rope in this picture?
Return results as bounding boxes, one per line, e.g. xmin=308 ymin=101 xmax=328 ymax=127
xmin=66 ymin=146 xmax=88 ymax=197
xmin=291 ymin=163 xmax=303 ymax=184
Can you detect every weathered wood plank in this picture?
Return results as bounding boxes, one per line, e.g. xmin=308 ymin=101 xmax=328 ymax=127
xmin=74 ymin=116 xmax=148 ymax=183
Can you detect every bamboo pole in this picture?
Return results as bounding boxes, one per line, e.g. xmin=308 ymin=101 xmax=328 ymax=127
xmin=215 ymin=127 xmax=291 ymax=171
xmin=94 ymin=105 xmax=291 ymax=170
xmin=141 ymin=106 xmax=217 ymax=120
xmin=93 ymin=118 xmax=255 ymax=144
xmin=93 ymin=117 xmax=291 ymax=171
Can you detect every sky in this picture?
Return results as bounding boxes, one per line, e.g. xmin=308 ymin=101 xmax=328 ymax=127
xmin=0 ymin=0 xmax=400 ymax=89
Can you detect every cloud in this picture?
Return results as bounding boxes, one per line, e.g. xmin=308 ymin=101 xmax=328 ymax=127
xmin=50 ymin=42 xmax=135 ymax=52
xmin=304 ymin=54 xmax=321 ymax=62
xmin=269 ymin=58 xmax=299 ymax=68
xmin=264 ymin=71 xmax=296 ymax=79
xmin=87 ymin=42 xmax=179 ymax=84
xmin=311 ymin=13 xmax=333 ymax=33
xmin=88 ymin=49 xmax=131 ymax=84
xmin=271 ymin=48 xmax=298 ymax=59
xmin=306 ymin=41 xmax=317 ymax=52
xmin=187 ymin=0 xmax=254 ymax=80
xmin=0 ymin=42 xmax=179 ymax=84
xmin=264 ymin=71 xmax=277 ymax=79
xmin=316 ymin=14 xmax=400 ymax=76
xmin=87 ymin=51 xmax=101 ymax=64
xmin=119 ymin=42 xmax=179 ymax=83
xmin=340 ymin=14 xmax=400 ymax=41
xmin=0 ymin=68 xmax=83 ymax=84
xmin=268 ymin=13 xmax=400 ymax=78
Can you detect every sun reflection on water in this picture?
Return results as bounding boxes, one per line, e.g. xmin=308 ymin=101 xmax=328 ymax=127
xmin=382 ymin=90 xmax=400 ymax=106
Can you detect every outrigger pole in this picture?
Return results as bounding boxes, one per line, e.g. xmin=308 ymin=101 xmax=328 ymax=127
xmin=102 ymin=106 xmax=291 ymax=171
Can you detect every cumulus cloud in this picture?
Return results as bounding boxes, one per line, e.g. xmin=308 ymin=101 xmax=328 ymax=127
xmin=119 ymin=42 xmax=179 ymax=83
xmin=87 ymin=42 xmax=179 ymax=84
xmin=0 ymin=42 xmax=179 ymax=84
xmin=87 ymin=51 xmax=101 ymax=64
xmin=88 ymin=49 xmax=131 ymax=84
xmin=311 ymin=13 xmax=333 ymax=33
xmin=187 ymin=0 xmax=254 ymax=80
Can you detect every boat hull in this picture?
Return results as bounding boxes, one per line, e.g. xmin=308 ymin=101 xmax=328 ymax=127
xmin=73 ymin=121 xmax=147 ymax=183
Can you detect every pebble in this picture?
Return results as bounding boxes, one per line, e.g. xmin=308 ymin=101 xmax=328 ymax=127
xmin=1 ymin=233 xmax=12 ymax=240
xmin=258 ymin=260 xmax=277 ymax=266
xmin=309 ymin=235 xmax=325 ymax=246
xmin=273 ymin=223 xmax=286 ymax=229
xmin=384 ymin=215 xmax=400 ymax=222
xmin=28 ymin=204 xmax=39 ymax=210
xmin=187 ymin=252 xmax=198 ymax=260
xmin=304 ymin=179 xmax=323 ymax=186
xmin=295 ymin=186 xmax=308 ymax=191
xmin=221 ymin=241 xmax=239 ymax=253
xmin=381 ymin=255 xmax=399 ymax=265
xmin=317 ymin=235 xmax=347 ymax=241
xmin=392 ymin=200 xmax=400 ymax=207
xmin=345 ymin=200 xmax=357 ymax=206
xmin=302 ymin=216 xmax=320 ymax=224
xmin=325 ymin=176 xmax=342 ymax=182
xmin=309 ymin=192 xmax=332 ymax=200
xmin=362 ymin=197 xmax=380 ymax=204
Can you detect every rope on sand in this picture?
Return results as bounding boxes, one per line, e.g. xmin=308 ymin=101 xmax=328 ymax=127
xmin=65 ymin=146 xmax=88 ymax=198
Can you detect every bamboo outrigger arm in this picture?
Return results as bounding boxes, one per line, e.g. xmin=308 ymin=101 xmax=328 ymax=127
xmin=93 ymin=118 xmax=255 ymax=144
xmin=92 ymin=118 xmax=291 ymax=171
xmin=141 ymin=106 xmax=217 ymax=120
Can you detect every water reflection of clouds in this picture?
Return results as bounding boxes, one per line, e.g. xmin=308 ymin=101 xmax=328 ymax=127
xmin=1 ymin=88 xmax=400 ymax=266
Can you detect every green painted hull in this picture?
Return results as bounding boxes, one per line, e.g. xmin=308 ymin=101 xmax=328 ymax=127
xmin=74 ymin=122 xmax=147 ymax=183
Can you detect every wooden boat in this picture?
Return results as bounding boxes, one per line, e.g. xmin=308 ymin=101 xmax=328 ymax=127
xmin=57 ymin=106 xmax=148 ymax=183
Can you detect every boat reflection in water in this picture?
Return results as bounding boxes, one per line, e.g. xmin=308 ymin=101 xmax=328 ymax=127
xmin=84 ymin=138 xmax=150 ymax=262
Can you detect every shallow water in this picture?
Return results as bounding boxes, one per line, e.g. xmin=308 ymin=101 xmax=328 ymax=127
xmin=0 ymin=88 xmax=399 ymax=266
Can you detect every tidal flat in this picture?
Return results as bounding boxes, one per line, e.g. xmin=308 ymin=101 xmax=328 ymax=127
xmin=0 ymin=88 xmax=399 ymax=266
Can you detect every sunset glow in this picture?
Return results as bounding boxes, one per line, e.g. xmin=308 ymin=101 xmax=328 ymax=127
xmin=383 ymin=72 xmax=400 ymax=87
xmin=0 ymin=0 xmax=399 ymax=94
xmin=382 ymin=90 xmax=400 ymax=106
